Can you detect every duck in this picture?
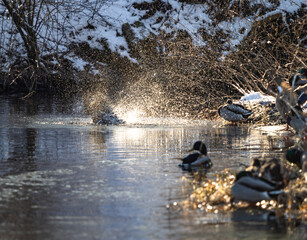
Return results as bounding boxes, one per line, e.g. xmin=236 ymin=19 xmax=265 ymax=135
xmin=244 ymin=158 xmax=263 ymax=175
xmin=93 ymin=106 xmax=125 ymax=125
xmin=231 ymin=170 xmax=284 ymax=202
xmin=286 ymin=144 xmax=307 ymax=181
xmin=286 ymin=105 xmax=307 ymax=135
xmin=178 ymin=141 xmax=213 ymax=170
xmin=289 ymin=68 xmax=307 ymax=107
xmin=231 ymin=158 xmax=285 ymax=202
xmin=296 ymin=91 xmax=307 ymax=108
xmin=218 ymin=99 xmax=253 ymax=123
xmin=286 ymin=146 xmax=307 ymax=169
xmin=257 ymin=158 xmax=285 ymax=184
xmin=273 ymin=75 xmax=298 ymax=126
xmin=289 ymin=68 xmax=307 ymax=89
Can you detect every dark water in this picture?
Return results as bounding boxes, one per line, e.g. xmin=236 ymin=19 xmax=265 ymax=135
xmin=0 ymin=94 xmax=306 ymax=240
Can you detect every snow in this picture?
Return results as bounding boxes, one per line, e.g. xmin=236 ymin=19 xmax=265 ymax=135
xmin=239 ymin=91 xmax=275 ymax=105
xmin=65 ymin=54 xmax=89 ymax=71
xmin=0 ymin=0 xmax=305 ymax=72
xmin=253 ymin=125 xmax=290 ymax=136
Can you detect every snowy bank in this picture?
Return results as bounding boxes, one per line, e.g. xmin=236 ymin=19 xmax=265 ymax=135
xmin=0 ymin=0 xmax=305 ymax=70
xmin=0 ymin=0 xmax=305 ymax=119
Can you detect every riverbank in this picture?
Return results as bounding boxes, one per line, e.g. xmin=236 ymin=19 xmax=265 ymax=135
xmin=0 ymin=1 xmax=306 ymax=115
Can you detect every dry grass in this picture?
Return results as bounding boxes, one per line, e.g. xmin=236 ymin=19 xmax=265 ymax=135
xmin=174 ymin=167 xmax=307 ymax=224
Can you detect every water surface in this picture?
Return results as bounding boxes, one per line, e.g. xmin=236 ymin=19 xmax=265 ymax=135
xmin=0 ymin=94 xmax=305 ymax=240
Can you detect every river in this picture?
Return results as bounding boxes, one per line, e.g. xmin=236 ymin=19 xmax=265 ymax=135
xmin=0 ymin=94 xmax=305 ymax=240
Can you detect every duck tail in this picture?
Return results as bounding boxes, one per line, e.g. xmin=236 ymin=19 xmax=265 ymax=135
xmin=243 ymin=111 xmax=253 ymax=118
xmin=268 ymin=190 xmax=283 ymax=199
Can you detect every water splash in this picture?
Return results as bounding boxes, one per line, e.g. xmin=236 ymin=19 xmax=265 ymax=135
xmin=114 ymin=107 xmax=145 ymax=124
xmin=114 ymin=105 xmax=213 ymax=126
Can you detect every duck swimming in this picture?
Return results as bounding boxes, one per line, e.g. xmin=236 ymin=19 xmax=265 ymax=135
xmin=92 ymin=106 xmax=125 ymax=125
xmin=178 ymin=141 xmax=213 ymax=170
xmin=218 ymin=99 xmax=253 ymax=123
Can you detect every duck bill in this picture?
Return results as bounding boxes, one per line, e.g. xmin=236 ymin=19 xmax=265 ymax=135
xmin=187 ymin=148 xmax=194 ymax=152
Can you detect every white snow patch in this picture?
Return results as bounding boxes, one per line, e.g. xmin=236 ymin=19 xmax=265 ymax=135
xmin=239 ymin=91 xmax=275 ymax=105
xmin=253 ymin=125 xmax=290 ymax=136
xmin=65 ymin=54 xmax=89 ymax=71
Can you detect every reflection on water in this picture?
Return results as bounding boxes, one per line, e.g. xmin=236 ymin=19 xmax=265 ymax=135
xmin=0 ymin=95 xmax=305 ymax=240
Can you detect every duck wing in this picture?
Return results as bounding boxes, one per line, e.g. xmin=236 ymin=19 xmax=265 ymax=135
xmin=218 ymin=107 xmax=244 ymax=122
xmin=181 ymin=152 xmax=201 ymax=164
xmin=235 ymin=176 xmax=278 ymax=192
xmin=225 ymin=104 xmax=253 ymax=117
xmin=287 ymin=106 xmax=307 ymax=133
xmin=297 ymin=92 xmax=307 ymax=107
xmin=218 ymin=104 xmax=252 ymax=122
xmin=190 ymin=156 xmax=213 ymax=168
xmin=231 ymin=181 xmax=282 ymax=202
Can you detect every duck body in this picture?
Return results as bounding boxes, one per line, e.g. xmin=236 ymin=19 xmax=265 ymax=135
xmin=289 ymin=68 xmax=307 ymax=108
xmin=178 ymin=153 xmax=212 ymax=169
xmin=231 ymin=158 xmax=285 ymax=202
xmin=178 ymin=141 xmax=213 ymax=170
xmin=231 ymin=171 xmax=283 ymax=202
xmin=93 ymin=107 xmax=125 ymax=125
xmin=289 ymin=68 xmax=307 ymax=89
xmin=274 ymin=76 xmax=298 ymax=123
xmin=94 ymin=112 xmax=125 ymax=125
xmin=297 ymin=91 xmax=307 ymax=107
xmin=286 ymin=105 xmax=307 ymax=134
xmin=218 ymin=100 xmax=253 ymax=122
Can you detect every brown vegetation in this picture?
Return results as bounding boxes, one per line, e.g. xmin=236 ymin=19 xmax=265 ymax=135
xmin=0 ymin=1 xmax=306 ymax=118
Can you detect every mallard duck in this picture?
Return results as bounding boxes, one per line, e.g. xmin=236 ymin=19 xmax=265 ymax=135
xmin=289 ymin=68 xmax=307 ymax=89
xmin=286 ymin=143 xmax=307 ymax=180
xmin=231 ymin=158 xmax=285 ymax=202
xmin=298 ymin=68 xmax=307 ymax=78
xmin=286 ymin=147 xmax=307 ymax=169
xmin=257 ymin=158 xmax=285 ymax=184
xmin=286 ymin=105 xmax=307 ymax=135
xmin=231 ymin=170 xmax=283 ymax=202
xmin=244 ymin=158 xmax=263 ymax=174
xmin=273 ymin=76 xmax=298 ymax=125
xmin=178 ymin=141 xmax=213 ymax=170
xmin=297 ymin=91 xmax=307 ymax=107
xmin=218 ymin=100 xmax=253 ymax=123
xmin=93 ymin=106 xmax=125 ymax=125
xmin=289 ymin=68 xmax=307 ymax=107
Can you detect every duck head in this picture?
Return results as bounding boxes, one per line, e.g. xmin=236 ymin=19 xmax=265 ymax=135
xmin=258 ymin=158 xmax=284 ymax=184
xmin=297 ymin=68 xmax=307 ymax=75
xmin=273 ymin=75 xmax=283 ymax=86
xmin=188 ymin=141 xmax=207 ymax=155
xmin=226 ymin=99 xmax=233 ymax=104
xmin=289 ymin=68 xmax=307 ymax=88
xmin=286 ymin=148 xmax=303 ymax=168
xmin=234 ymin=170 xmax=253 ymax=181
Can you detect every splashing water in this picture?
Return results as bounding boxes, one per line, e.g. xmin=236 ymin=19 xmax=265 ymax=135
xmin=114 ymin=107 xmax=145 ymax=124
xmin=113 ymin=105 xmax=214 ymax=126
